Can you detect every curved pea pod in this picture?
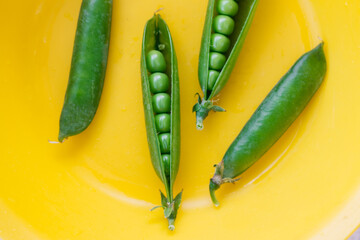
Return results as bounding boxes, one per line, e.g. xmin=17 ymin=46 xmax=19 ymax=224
xmin=194 ymin=0 xmax=259 ymax=130
xmin=140 ymin=14 xmax=182 ymax=230
xmin=209 ymin=43 xmax=327 ymax=206
xmin=58 ymin=0 xmax=113 ymax=142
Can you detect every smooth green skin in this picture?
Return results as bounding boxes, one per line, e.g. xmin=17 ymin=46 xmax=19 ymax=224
xmin=196 ymin=0 xmax=259 ymax=129
xmin=207 ymin=70 xmax=220 ymax=91
xmin=210 ymin=33 xmax=231 ymax=53
xmin=162 ymin=154 xmax=171 ymax=177
xmin=149 ymin=73 xmax=170 ymax=93
xmin=155 ymin=114 xmax=171 ymax=133
xmin=209 ymin=43 xmax=327 ymax=206
xmin=146 ymin=50 xmax=167 ymax=72
xmin=141 ymin=14 xmax=181 ymax=230
xmin=213 ymin=15 xmax=235 ymax=35
xmin=209 ymin=52 xmax=226 ymax=70
xmin=152 ymin=93 xmax=171 ymax=113
xmin=217 ymin=0 xmax=239 ymax=17
xmin=159 ymin=133 xmax=171 ymax=154
xmin=58 ymin=0 xmax=112 ymax=142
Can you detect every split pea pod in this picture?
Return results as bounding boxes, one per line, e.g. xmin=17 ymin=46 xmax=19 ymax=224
xmin=193 ymin=0 xmax=259 ymax=130
xmin=141 ymin=14 xmax=182 ymax=230
xmin=58 ymin=0 xmax=113 ymax=142
xmin=209 ymin=43 xmax=327 ymax=206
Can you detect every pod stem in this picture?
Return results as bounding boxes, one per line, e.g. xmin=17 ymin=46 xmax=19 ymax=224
xmin=209 ymin=162 xmax=242 ymax=206
xmin=168 ymin=218 xmax=175 ymax=231
xmin=157 ymin=190 xmax=183 ymax=231
xmin=209 ymin=162 xmax=224 ymax=206
xmin=196 ymin=111 xmax=208 ymax=130
xmin=209 ymin=179 xmax=220 ymax=207
xmin=193 ymin=96 xmax=225 ymax=130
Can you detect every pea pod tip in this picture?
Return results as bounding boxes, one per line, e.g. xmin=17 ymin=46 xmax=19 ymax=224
xmin=315 ymin=41 xmax=324 ymax=50
xmin=48 ymin=139 xmax=63 ymax=144
xmin=154 ymin=8 xmax=164 ymax=15
xmin=58 ymin=132 xmax=68 ymax=143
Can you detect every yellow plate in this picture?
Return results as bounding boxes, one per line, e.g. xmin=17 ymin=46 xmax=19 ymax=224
xmin=0 ymin=0 xmax=359 ymax=239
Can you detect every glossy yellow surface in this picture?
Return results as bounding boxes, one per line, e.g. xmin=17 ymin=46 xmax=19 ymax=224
xmin=0 ymin=0 xmax=359 ymax=239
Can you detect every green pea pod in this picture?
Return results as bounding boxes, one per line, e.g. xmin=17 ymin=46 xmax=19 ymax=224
xmin=209 ymin=43 xmax=327 ymax=206
xmin=141 ymin=14 xmax=182 ymax=230
xmin=58 ymin=0 xmax=113 ymax=142
xmin=194 ymin=0 xmax=259 ymax=130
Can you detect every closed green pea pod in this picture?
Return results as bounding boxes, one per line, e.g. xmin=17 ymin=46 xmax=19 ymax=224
xmin=209 ymin=43 xmax=327 ymax=206
xmin=58 ymin=0 xmax=113 ymax=142
xmin=141 ymin=13 xmax=182 ymax=230
xmin=194 ymin=0 xmax=259 ymax=130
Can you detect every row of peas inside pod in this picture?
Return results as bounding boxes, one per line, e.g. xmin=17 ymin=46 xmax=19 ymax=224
xmin=146 ymin=50 xmax=172 ymax=179
xmin=207 ymin=0 xmax=239 ymax=93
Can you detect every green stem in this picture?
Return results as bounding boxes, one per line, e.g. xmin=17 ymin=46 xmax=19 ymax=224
xmin=168 ymin=218 xmax=175 ymax=231
xmin=196 ymin=114 xmax=205 ymax=130
xmin=209 ymin=179 xmax=220 ymax=207
xmin=195 ymin=102 xmax=211 ymax=130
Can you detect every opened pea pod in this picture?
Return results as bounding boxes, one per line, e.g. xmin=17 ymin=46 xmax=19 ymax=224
xmin=141 ymin=14 xmax=182 ymax=230
xmin=193 ymin=0 xmax=259 ymax=130
xmin=58 ymin=0 xmax=112 ymax=142
xmin=209 ymin=43 xmax=327 ymax=206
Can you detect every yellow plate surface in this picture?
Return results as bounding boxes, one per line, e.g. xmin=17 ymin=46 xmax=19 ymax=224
xmin=0 ymin=0 xmax=359 ymax=239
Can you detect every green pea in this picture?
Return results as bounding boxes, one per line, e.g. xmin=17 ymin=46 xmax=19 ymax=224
xmin=159 ymin=133 xmax=171 ymax=154
xmin=149 ymin=73 xmax=170 ymax=94
xmin=146 ymin=50 xmax=166 ymax=72
xmin=162 ymin=154 xmax=171 ymax=177
xmin=210 ymin=33 xmax=231 ymax=53
xmin=213 ymin=15 xmax=235 ymax=36
xmin=208 ymin=70 xmax=220 ymax=91
xmin=152 ymin=93 xmax=171 ymax=113
xmin=217 ymin=0 xmax=239 ymax=17
xmin=155 ymin=113 xmax=171 ymax=133
xmin=209 ymin=52 xmax=226 ymax=70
